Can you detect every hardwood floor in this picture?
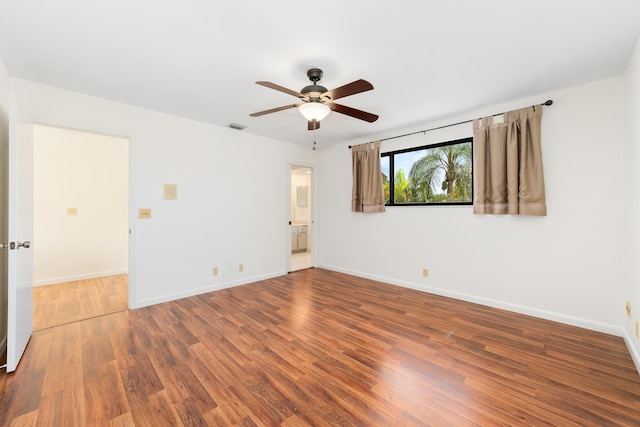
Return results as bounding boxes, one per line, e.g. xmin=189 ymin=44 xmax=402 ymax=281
xmin=2 ymin=268 xmax=639 ymax=426
xmin=33 ymin=274 xmax=128 ymax=330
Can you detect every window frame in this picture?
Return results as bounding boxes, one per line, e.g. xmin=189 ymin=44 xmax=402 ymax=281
xmin=381 ymin=136 xmax=473 ymax=207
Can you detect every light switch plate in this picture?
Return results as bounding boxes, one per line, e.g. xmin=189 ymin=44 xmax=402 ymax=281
xmin=164 ymin=184 xmax=177 ymax=200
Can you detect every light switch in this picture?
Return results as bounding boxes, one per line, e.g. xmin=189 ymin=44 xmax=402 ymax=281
xmin=164 ymin=184 xmax=177 ymax=200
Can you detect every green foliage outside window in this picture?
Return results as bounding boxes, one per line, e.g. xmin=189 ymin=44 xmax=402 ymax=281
xmin=381 ymin=138 xmax=472 ymax=206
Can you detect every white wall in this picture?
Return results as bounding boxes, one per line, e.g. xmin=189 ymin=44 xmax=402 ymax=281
xmin=33 ymin=125 xmax=129 ymax=285
xmin=0 ymin=58 xmax=10 ymax=352
xmin=13 ymin=79 xmax=317 ymax=308
xmin=623 ymin=37 xmax=640 ymax=370
xmin=318 ymin=77 xmax=626 ymax=335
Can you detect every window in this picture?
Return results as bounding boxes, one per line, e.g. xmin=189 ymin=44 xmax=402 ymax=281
xmin=381 ymin=137 xmax=472 ymax=206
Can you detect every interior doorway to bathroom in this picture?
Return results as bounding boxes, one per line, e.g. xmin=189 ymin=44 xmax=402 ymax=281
xmin=290 ymin=165 xmax=313 ymax=272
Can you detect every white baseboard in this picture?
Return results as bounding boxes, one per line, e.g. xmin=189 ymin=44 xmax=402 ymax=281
xmin=34 ymin=269 xmax=128 ymax=287
xmin=133 ymin=270 xmax=286 ymax=309
xmin=318 ymin=264 xmax=623 ymax=337
xmin=622 ymin=329 xmax=640 ymax=375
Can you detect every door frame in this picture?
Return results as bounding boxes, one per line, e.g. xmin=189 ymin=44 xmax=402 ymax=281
xmin=286 ymin=163 xmax=316 ymax=272
xmin=31 ymin=122 xmax=135 ymax=309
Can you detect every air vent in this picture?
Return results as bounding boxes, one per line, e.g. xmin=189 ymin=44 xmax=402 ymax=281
xmin=228 ymin=123 xmax=247 ymax=131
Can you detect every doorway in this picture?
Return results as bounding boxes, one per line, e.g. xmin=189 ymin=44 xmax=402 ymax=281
xmin=32 ymin=125 xmax=129 ymax=330
xmin=290 ymin=165 xmax=313 ymax=272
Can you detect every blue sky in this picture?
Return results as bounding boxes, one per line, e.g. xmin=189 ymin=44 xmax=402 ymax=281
xmin=381 ymin=148 xmax=448 ymax=195
xmin=381 ymin=149 xmax=427 ymax=178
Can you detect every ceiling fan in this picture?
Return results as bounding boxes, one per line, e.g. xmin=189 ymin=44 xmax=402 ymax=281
xmin=250 ymin=68 xmax=379 ymax=130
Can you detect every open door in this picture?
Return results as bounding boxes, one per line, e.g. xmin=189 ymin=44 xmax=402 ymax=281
xmin=4 ymin=94 xmax=34 ymax=373
xmin=289 ymin=165 xmax=313 ymax=272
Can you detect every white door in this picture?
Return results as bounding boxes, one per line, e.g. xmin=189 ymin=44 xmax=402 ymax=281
xmin=5 ymin=94 xmax=34 ymax=373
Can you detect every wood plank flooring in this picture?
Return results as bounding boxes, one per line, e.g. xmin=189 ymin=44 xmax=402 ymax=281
xmin=2 ymin=268 xmax=640 ymax=426
xmin=33 ymin=274 xmax=128 ymax=330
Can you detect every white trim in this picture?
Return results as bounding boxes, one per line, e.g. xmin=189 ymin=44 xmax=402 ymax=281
xmin=285 ymin=164 xmax=293 ymax=273
xmin=34 ymin=269 xmax=128 ymax=287
xmin=318 ymin=264 xmax=623 ymax=337
xmin=622 ymin=329 xmax=640 ymax=375
xmin=287 ymin=162 xmax=317 ymax=273
xmin=133 ymin=270 xmax=286 ymax=309
xmin=127 ymin=136 xmax=135 ymax=311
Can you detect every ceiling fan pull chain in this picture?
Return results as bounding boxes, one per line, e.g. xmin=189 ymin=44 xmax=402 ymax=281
xmin=313 ymin=126 xmax=317 ymax=150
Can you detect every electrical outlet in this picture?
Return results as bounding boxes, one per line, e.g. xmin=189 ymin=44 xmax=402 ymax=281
xmin=636 ymin=321 xmax=639 ymax=339
xmin=626 ymin=301 xmax=632 ymax=318
xmin=67 ymin=207 xmax=78 ymax=215
xmin=212 ymin=267 xmax=218 ymax=276
xmin=238 ymin=264 xmax=244 ymax=272
xmin=139 ymin=208 xmax=151 ymax=219
xmin=422 ymin=268 xmax=429 ymax=278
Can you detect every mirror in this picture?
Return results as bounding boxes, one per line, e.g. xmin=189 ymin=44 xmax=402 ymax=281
xmin=296 ymin=185 xmax=308 ymax=207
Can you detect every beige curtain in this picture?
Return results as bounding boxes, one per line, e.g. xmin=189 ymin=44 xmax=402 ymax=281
xmin=351 ymin=141 xmax=385 ymax=213
xmin=473 ymin=105 xmax=546 ymax=216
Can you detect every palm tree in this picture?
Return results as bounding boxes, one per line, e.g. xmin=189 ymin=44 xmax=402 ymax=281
xmin=394 ymin=168 xmax=411 ymax=203
xmin=409 ymin=143 xmax=472 ymax=202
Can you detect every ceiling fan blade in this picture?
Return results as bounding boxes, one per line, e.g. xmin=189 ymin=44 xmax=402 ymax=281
xmin=250 ymin=104 xmax=300 ymax=117
xmin=327 ymin=102 xmax=379 ymax=123
xmin=322 ymin=79 xmax=373 ymax=101
xmin=307 ymin=120 xmax=320 ymax=131
xmin=255 ymin=81 xmax=303 ymax=98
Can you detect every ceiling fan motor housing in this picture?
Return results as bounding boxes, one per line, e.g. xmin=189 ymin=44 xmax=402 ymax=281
xmin=302 ymin=68 xmax=328 ymax=102
xmin=301 ymin=84 xmax=328 ymax=101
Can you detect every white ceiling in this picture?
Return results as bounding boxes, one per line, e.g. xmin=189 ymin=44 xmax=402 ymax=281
xmin=1 ymin=1 xmax=639 ymax=148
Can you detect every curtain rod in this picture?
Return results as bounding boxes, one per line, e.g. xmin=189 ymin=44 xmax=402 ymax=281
xmin=348 ymin=100 xmax=553 ymax=148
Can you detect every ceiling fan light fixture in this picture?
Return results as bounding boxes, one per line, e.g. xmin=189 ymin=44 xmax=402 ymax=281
xmin=299 ymin=102 xmax=330 ymax=122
